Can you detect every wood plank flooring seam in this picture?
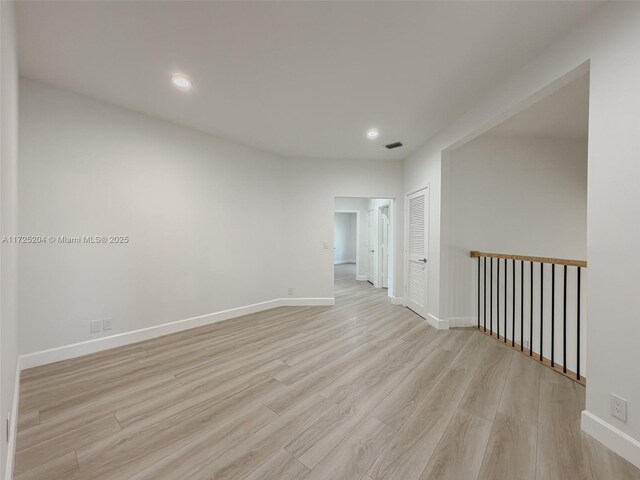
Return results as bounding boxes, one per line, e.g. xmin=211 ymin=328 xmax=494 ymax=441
xmin=474 ymin=351 xmax=513 ymax=480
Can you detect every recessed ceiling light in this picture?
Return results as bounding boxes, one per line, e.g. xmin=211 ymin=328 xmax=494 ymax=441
xmin=367 ymin=128 xmax=380 ymax=140
xmin=171 ymin=74 xmax=192 ymax=91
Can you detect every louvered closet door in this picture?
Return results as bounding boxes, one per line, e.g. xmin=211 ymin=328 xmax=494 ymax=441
xmin=406 ymin=188 xmax=428 ymax=318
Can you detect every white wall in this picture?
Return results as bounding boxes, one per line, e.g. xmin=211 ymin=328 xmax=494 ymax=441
xmin=18 ymin=79 xmax=406 ymax=359
xmin=18 ymin=79 xmax=287 ymax=355
xmin=442 ymin=134 xmax=587 ymax=321
xmin=585 ymin=6 xmax=640 ymax=463
xmin=0 ymin=1 xmax=20 ymax=478
xmin=333 ymin=212 xmax=356 ymax=264
xmin=403 ymin=2 xmax=640 ymax=466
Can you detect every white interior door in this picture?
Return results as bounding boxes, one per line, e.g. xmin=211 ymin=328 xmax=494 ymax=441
xmin=367 ymin=209 xmax=375 ymax=284
xmin=380 ymin=206 xmax=389 ymax=288
xmin=406 ymin=188 xmax=428 ymax=317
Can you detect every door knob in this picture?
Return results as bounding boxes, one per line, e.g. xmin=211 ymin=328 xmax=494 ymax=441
xmin=420 ymin=258 xmax=427 ymax=263
xmin=370 ymin=249 xmax=375 ymax=253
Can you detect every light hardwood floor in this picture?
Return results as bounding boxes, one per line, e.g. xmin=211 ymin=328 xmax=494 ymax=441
xmin=14 ymin=263 xmax=640 ymax=479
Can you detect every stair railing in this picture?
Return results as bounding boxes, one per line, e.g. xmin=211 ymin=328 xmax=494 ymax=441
xmin=470 ymin=251 xmax=586 ymax=385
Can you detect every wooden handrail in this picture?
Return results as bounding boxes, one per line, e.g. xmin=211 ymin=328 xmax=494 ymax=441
xmin=470 ymin=251 xmax=587 ymax=268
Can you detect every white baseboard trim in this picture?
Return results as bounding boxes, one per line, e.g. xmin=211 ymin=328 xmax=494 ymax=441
xmin=356 ymin=275 xmax=368 ymax=281
xmin=581 ymin=410 xmax=640 ymax=469
xmin=5 ymin=358 xmax=20 ymax=480
xmin=449 ymin=316 xmax=477 ymax=328
xmin=19 ymin=297 xmax=335 ymax=370
xmin=427 ymin=313 xmax=450 ymax=330
xmin=333 ymin=260 xmax=356 ymax=265
xmin=390 ymin=296 xmax=404 ymax=305
xmin=282 ymin=297 xmax=335 ymax=306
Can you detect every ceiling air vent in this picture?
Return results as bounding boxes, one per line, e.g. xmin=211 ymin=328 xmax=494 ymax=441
xmin=385 ymin=142 xmax=403 ymax=150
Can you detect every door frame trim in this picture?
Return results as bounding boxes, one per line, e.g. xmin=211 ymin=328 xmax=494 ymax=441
xmin=367 ymin=208 xmax=376 ymax=285
xmin=377 ymin=202 xmax=391 ymax=289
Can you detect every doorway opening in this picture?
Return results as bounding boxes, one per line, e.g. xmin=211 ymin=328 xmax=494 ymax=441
xmin=334 ymin=197 xmax=395 ymax=302
xmin=334 ymin=212 xmax=358 ymax=267
xmin=441 ymin=70 xmax=588 ymax=373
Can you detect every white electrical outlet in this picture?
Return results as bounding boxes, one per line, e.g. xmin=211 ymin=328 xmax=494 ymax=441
xmin=611 ymin=394 xmax=628 ymax=422
xmin=90 ymin=319 xmax=101 ymax=334
xmin=323 ymin=241 xmax=329 ymax=250
xmin=287 ymin=288 xmax=294 ymax=296
xmin=102 ymin=318 xmax=113 ymax=331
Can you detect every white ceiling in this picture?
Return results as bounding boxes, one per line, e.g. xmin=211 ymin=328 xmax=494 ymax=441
xmin=16 ymin=1 xmax=601 ymax=161
xmin=488 ymin=74 xmax=589 ymax=140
